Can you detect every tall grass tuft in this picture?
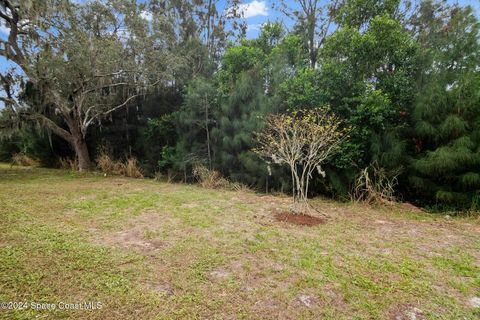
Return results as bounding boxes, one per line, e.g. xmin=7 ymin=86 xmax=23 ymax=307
xmin=192 ymin=165 xmax=228 ymax=189
xmin=192 ymin=165 xmax=251 ymax=192
xmin=58 ymin=157 xmax=79 ymax=171
xmin=96 ymin=152 xmax=143 ymax=178
xmin=11 ymin=153 xmax=40 ymax=167
xmin=125 ymin=158 xmax=143 ymax=178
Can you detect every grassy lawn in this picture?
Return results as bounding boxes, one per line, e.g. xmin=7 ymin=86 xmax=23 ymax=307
xmin=0 ymin=164 xmax=479 ymax=319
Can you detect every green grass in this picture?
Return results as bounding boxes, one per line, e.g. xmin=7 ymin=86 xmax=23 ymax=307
xmin=0 ymin=164 xmax=479 ymax=319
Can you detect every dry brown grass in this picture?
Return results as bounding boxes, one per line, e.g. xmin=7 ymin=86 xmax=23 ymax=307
xmin=11 ymin=153 xmax=39 ymax=167
xmin=96 ymin=152 xmax=143 ymax=178
xmin=124 ymin=158 xmax=143 ymax=178
xmin=58 ymin=157 xmax=79 ymax=171
xmin=96 ymin=153 xmax=118 ymax=174
xmin=192 ymin=165 xmax=228 ymax=188
xmin=192 ymin=165 xmax=251 ymax=192
xmin=352 ymin=163 xmax=400 ymax=206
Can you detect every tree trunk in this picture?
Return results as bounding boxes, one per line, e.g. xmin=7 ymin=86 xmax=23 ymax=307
xmin=205 ymin=98 xmax=212 ymax=169
xmin=308 ymin=15 xmax=317 ymax=68
xmin=64 ymin=113 xmax=92 ymax=172
xmin=73 ymin=137 xmax=91 ymax=172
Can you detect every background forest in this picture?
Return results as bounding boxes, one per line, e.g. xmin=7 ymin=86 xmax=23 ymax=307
xmin=1 ymin=0 xmax=479 ymax=211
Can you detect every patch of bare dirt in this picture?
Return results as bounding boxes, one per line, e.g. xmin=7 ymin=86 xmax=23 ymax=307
xmin=254 ymin=298 xmax=281 ymax=310
xmin=296 ymin=294 xmax=318 ymax=308
xmin=236 ymin=193 xmax=291 ymax=206
xmin=180 ymin=202 xmax=199 ymax=209
xmin=388 ymin=304 xmax=424 ymax=320
xmin=91 ymin=212 xmax=169 ymax=254
xmin=208 ymin=268 xmax=231 ymax=281
xmin=78 ymin=194 xmax=97 ymax=201
xmin=399 ymin=202 xmax=424 ymax=213
xmin=274 ymin=211 xmax=326 ymax=226
xmin=469 ymin=296 xmax=480 ymax=308
xmin=96 ymin=227 xmax=164 ymax=253
xmin=221 ymin=253 xmax=307 ymax=300
xmin=142 ymin=281 xmax=174 ymax=296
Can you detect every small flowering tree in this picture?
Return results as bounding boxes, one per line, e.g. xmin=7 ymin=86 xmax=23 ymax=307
xmin=254 ymin=108 xmax=347 ymax=213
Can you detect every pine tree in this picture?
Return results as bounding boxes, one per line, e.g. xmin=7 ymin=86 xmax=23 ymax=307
xmin=174 ymin=78 xmax=218 ymax=169
xmin=409 ymin=4 xmax=480 ymax=208
xmin=211 ymin=69 xmax=273 ymax=186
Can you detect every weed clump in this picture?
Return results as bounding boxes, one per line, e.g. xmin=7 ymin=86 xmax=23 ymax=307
xmin=192 ymin=165 xmax=228 ymax=189
xmin=11 ymin=153 xmax=40 ymax=167
xmin=352 ymin=162 xmax=400 ymax=206
xmin=96 ymin=152 xmax=143 ymax=178
xmin=192 ymin=165 xmax=250 ymax=192
xmin=58 ymin=157 xmax=79 ymax=171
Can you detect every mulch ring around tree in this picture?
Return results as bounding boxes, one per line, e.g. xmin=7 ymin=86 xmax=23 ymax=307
xmin=274 ymin=211 xmax=326 ymax=226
